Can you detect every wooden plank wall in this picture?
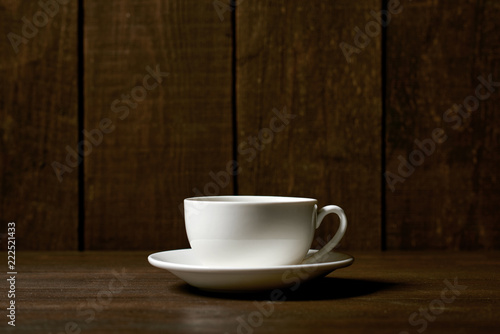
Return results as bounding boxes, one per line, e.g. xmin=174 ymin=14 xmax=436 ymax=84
xmin=84 ymin=0 xmax=233 ymax=250
xmin=0 ymin=1 xmax=78 ymax=249
xmin=385 ymin=0 xmax=500 ymax=249
xmin=1 ymin=0 xmax=498 ymax=251
xmin=236 ymin=0 xmax=381 ymax=250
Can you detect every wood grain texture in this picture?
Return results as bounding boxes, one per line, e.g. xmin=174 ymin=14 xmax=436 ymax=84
xmin=0 ymin=1 xmax=78 ymax=249
xmin=236 ymin=0 xmax=382 ymax=250
xmin=385 ymin=0 xmax=500 ymax=249
xmin=84 ymin=0 xmax=233 ymax=250
xmin=2 ymin=251 xmax=499 ymax=333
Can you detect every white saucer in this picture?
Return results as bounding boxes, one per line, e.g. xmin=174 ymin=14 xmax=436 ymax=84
xmin=148 ymin=249 xmax=354 ymax=292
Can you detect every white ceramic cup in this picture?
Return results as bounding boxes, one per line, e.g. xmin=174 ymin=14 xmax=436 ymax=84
xmin=184 ymin=196 xmax=347 ymax=268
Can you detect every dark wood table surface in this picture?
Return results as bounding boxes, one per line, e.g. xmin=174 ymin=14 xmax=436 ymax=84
xmin=2 ymin=251 xmax=499 ymax=333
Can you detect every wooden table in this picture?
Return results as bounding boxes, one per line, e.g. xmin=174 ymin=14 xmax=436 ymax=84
xmin=2 ymin=251 xmax=499 ymax=333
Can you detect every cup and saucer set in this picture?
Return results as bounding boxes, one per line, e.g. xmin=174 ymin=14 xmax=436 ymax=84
xmin=148 ymin=196 xmax=354 ymax=292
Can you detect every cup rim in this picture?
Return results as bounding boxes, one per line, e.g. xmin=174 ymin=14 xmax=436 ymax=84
xmin=184 ymin=195 xmax=317 ymax=204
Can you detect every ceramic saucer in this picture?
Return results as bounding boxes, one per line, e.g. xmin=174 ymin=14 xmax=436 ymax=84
xmin=148 ymin=249 xmax=354 ymax=292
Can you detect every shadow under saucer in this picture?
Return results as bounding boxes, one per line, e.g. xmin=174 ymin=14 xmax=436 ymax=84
xmin=173 ymin=276 xmax=401 ymax=301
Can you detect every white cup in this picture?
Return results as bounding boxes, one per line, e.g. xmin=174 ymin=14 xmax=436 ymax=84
xmin=184 ymin=196 xmax=347 ymax=268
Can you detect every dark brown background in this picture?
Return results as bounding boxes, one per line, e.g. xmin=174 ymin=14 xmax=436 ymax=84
xmin=1 ymin=0 xmax=499 ymax=251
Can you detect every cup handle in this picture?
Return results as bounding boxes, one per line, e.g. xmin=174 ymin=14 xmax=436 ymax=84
xmin=301 ymin=205 xmax=347 ymax=264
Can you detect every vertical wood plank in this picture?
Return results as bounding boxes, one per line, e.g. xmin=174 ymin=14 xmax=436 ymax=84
xmin=0 ymin=1 xmax=78 ymax=249
xmin=84 ymin=0 xmax=233 ymax=250
xmin=385 ymin=0 xmax=500 ymax=249
xmin=236 ymin=1 xmax=382 ymax=250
